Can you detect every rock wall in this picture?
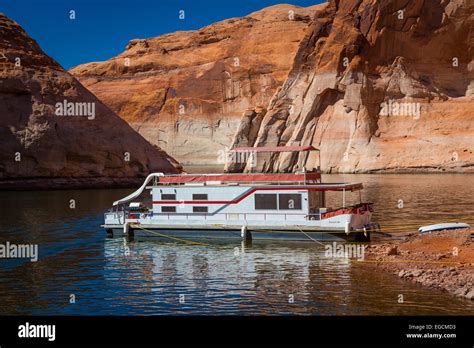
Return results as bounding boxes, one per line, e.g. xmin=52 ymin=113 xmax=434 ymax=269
xmin=227 ymin=0 xmax=474 ymax=173
xmin=71 ymin=4 xmax=326 ymax=166
xmin=0 ymin=13 xmax=181 ymax=184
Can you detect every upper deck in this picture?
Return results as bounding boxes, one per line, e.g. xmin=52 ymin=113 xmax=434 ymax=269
xmin=155 ymin=172 xmax=321 ymax=186
xmin=113 ymin=172 xmax=363 ymax=206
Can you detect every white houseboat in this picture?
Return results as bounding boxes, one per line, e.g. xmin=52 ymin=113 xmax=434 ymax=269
xmin=102 ymin=148 xmax=377 ymax=242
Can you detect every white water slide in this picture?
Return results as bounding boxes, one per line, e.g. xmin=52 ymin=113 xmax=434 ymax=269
xmin=113 ymin=173 xmax=164 ymax=206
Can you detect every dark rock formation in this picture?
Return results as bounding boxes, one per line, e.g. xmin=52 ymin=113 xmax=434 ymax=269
xmin=0 ymin=13 xmax=181 ymax=187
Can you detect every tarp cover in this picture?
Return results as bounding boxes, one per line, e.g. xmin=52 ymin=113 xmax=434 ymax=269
xmin=159 ymin=172 xmax=321 ymax=183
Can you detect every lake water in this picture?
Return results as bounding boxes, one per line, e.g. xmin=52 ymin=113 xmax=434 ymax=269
xmin=0 ymin=174 xmax=473 ymax=315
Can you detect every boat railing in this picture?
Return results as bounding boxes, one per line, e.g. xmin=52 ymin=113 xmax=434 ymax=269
xmin=306 ymin=213 xmax=321 ymax=221
xmin=149 ymin=212 xmax=322 ymax=222
xmin=108 ymin=205 xmax=371 ymax=223
xmin=105 ymin=211 xmax=123 ymax=219
xmin=152 ymin=180 xmax=322 ymax=186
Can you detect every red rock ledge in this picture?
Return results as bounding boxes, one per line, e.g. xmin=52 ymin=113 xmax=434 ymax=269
xmin=366 ymin=229 xmax=474 ymax=300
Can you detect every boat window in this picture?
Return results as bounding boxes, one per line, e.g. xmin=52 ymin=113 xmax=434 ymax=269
xmin=161 ymin=206 xmax=176 ymax=213
xmin=161 ymin=194 xmax=176 ymax=200
xmin=255 ymin=194 xmax=277 ymax=210
xmin=192 ymin=194 xmax=208 ymax=200
xmin=193 ymin=206 xmax=208 ymax=213
xmin=278 ymin=194 xmax=302 ymax=210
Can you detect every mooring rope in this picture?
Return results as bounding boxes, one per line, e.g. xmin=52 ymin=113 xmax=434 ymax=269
xmin=296 ymin=226 xmax=325 ymax=245
xmin=131 ymin=224 xmax=213 ymax=247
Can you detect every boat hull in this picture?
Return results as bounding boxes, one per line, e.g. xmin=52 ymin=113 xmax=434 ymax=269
xmin=104 ymin=224 xmax=370 ymax=242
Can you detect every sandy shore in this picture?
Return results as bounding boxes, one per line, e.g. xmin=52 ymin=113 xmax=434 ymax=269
xmin=366 ymin=228 xmax=474 ymax=300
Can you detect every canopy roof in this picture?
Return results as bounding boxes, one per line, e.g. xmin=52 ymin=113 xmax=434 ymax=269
xmin=159 ymin=172 xmax=321 ymax=184
xmin=113 ymin=172 xmax=362 ymax=206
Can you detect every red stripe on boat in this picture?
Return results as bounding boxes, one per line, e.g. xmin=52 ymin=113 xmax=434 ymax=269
xmin=153 ymin=185 xmax=364 ymax=205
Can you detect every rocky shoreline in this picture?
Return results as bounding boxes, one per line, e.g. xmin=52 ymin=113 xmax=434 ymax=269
xmin=366 ymin=229 xmax=474 ymax=300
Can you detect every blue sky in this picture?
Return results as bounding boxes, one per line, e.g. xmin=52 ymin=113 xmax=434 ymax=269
xmin=1 ymin=0 xmax=325 ymax=69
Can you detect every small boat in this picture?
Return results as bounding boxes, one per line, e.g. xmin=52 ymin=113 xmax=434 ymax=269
xmin=418 ymin=222 xmax=471 ymax=234
xmin=102 ymin=146 xmax=377 ymax=242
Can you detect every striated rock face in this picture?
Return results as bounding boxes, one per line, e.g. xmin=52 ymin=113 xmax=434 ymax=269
xmin=0 ymin=13 xmax=181 ymax=183
xmin=71 ymin=4 xmax=326 ymax=166
xmin=227 ymin=0 xmax=474 ymax=173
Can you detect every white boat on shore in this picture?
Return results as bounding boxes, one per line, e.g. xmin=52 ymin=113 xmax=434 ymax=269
xmin=418 ymin=222 xmax=471 ymax=234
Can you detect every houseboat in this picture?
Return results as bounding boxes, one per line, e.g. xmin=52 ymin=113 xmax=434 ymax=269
xmin=102 ymin=147 xmax=377 ymax=242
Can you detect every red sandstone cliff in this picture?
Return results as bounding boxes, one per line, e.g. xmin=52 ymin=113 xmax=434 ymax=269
xmin=0 ymin=13 xmax=181 ymax=187
xmin=71 ymin=4 xmax=325 ymax=166
xmin=71 ymin=0 xmax=473 ymax=173
xmin=228 ymin=0 xmax=474 ymax=173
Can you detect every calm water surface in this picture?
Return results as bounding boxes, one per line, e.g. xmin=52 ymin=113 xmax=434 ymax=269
xmin=0 ymin=174 xmax=473 ymax=315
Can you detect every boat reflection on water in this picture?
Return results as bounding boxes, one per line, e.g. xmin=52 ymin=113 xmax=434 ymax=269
xmin=102 ymin=237 xmax=474 ymax=315
xmin=0 ymin=173 xmax=473 ymax=315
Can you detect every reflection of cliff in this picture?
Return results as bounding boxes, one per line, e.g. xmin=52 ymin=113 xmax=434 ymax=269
xmin=227 ymin=0 xmax=474 ymax=173
xmin=71 ymin=4 xmax=325 ymax=165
